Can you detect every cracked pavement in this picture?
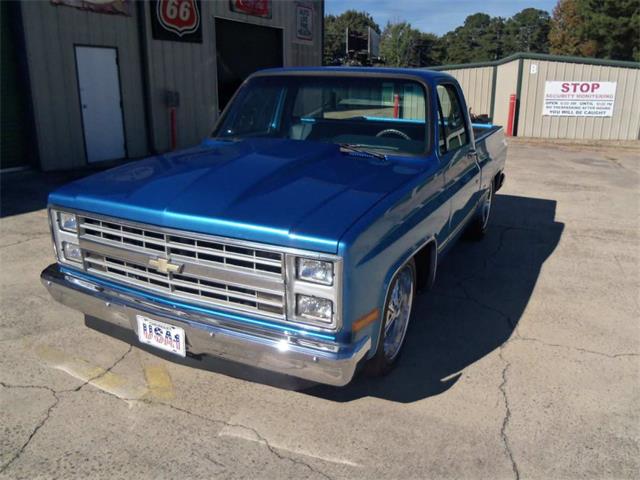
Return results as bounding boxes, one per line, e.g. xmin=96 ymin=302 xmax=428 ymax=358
xmin=1 ymin=139 xmax=639 ymax=479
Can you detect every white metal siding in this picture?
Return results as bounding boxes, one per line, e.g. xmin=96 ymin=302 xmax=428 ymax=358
xmin=20 ymin=1 xmax=323 ymax=170
xmin=20 ymin=1 xmax=147 ymax=170
xmin=492 ymin=60 xmax=519 ymax=127
xmin=442 ymin=66 xmax=494 ymax=117
xmin=518 ymin=59 xmax=640 ymax=140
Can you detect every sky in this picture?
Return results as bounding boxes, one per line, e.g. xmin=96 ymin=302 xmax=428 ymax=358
xmin=324 ymin=0 xmax=558 ymax=35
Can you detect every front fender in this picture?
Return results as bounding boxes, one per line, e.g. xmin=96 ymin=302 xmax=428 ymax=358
xmin=338 ymin=161 xmax=448 ymax=358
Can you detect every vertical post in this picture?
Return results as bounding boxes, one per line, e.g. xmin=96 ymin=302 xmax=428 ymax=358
xmin=170 ymin=107 xmax=177 ymax=150
xmin=506 ymin=94 xmax=516 ymax=137
xmin=136 ymin=1 xmax=156 ymax=155
xmin=489 ymin=64 xmax=497 ymax=122
xmin=393 ymin=94 xmax=400 ymax=119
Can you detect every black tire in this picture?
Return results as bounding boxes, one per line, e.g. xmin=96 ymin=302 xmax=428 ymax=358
xmin=465 ymin=181 xmax=494 ymax=240
xmin=365 ymin=258 xmax=416 ymax=377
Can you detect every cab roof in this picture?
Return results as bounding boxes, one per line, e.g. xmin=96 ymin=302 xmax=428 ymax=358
xmin=253 ymin=66 xmax=455 ymax=85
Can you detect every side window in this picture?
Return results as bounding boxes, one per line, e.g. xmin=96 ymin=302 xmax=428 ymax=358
xmin=436 ymin=84 xmax=469 ymax=153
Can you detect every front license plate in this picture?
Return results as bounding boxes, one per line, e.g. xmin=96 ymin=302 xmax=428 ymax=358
xmin=136 ymin=315 xmax=186 ymax=357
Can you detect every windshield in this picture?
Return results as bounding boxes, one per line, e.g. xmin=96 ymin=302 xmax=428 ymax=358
xmin=212 ymin=75 xmax=429 ymax=155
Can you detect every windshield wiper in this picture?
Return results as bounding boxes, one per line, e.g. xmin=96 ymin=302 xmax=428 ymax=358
xmin=338 ymin=143 xmax=387 ymax=160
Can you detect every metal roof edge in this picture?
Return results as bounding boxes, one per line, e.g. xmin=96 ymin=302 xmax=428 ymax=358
xmin=425 ymin=52 xmax=640 ymax=71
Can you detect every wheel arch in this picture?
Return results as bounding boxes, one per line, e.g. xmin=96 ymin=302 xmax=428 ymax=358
xmin=368 ymin=236 xmax=438 ymax=358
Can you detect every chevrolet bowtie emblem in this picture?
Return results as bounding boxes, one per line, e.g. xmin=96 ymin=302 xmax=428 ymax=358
xmin=149 ymin=257 xmax=183 ymax=275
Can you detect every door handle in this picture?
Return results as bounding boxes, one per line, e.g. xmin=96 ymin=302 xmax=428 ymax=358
xmin=466 ymin=149 xmax=477 ymax=158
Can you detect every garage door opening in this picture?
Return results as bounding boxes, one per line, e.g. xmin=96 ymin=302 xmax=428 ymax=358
xmin=215 ymin=18 xmax=283 ymax=112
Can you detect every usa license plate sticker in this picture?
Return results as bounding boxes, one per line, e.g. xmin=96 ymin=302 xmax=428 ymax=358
xmin=136 ymin=315 xmax=186 ymax=357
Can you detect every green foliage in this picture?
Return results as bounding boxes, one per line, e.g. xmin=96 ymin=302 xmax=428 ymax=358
xmin=323 ymin=1 xmax=639 ymax=67
xmin=440 ymin=10 xmax=553 ymax=63
xmin=504 ymin=8 xmax=551 ymax=54
xmin=550 ymin=0 xmax=640 ymax=61
xmin=323 ymin=10 xmax=380 ymax=64
xmin=379 ymin=22 xmax=444 ymax=67
xmin=440 ymin=14 xmax=506 ymax=63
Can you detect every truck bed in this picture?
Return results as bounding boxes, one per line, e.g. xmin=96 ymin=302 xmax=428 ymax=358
xmin=472 ymin=123 xmax=503 ymax=143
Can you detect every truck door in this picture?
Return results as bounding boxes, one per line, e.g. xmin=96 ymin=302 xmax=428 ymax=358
xmin=436 ymin=83 xmax=481 ymax=240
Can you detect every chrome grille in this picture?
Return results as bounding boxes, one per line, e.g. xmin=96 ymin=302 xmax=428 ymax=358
xmin=80 ymin=217 xmax=283 ymax=275
xmin=76 ymin=215 xmax=286 ymax=319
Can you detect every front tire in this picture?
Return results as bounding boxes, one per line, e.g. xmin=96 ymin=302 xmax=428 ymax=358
xmin=365 ymin=259 xmax=416 ymax=377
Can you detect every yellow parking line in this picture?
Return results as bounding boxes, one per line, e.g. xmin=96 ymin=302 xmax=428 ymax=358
xmin=143 ymin=364 xmax=175 ymax=401
xmin=35 ymin=345 xmax=147 ymax=401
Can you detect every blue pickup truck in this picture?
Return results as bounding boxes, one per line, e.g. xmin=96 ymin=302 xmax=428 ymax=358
xmin=41 ymin=67 xmax=506 ymax=386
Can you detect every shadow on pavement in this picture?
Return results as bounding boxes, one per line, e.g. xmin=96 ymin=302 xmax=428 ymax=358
xmin=0 ymin=163 xmax=136 ymax=218
xmin=1 ymin=170 xmax=88 ymax=218
xmin=307 ymin=193 xmax=564 ymax=402
xmin=85 ymin=193 xmax=564 ymax=402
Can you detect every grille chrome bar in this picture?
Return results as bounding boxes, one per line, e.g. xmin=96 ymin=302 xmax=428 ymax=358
xmin=80 ymin=217 xmax=283 ymax=275
xmin=77 ymin=215 xmax=286 ymax=319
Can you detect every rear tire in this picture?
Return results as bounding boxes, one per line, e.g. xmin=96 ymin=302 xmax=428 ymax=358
xmin=365 ymin=259 xmax=416 ymax=377
xmin=466 ymin=182 xmax=494 ymax=240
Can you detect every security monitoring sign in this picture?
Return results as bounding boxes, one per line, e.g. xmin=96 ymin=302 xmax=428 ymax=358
xmin=543 ymin=81 xmax=616 ymax=117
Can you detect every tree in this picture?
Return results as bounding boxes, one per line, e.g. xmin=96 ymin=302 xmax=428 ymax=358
xmin=415 ymin=32 xmax=446 ymax=67
xmin=441 ymin=13 xmax=505 ymax=63
xmin=503 ymin=8 xmax=551 ymax=54
xmin=549 ymin=0 xmax=640 ymax=61
xmin=549 ymin=0 xmax=596 ymax=56
xmin=379 ymin=21 xmax=444 ymax=67
xmin=323 ymin=10 xmax=380 ymax=65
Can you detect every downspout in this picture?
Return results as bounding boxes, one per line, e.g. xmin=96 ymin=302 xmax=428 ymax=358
xmin=11 ymin=2 xmax=40 ymax=169
xmin=320 ymin=0 xmax=325 ymax=66
xmin=489 ymin=64 xmax=497 ymax=122
xmin=136 ymin=1 xmax=156 ymax=155
xmin=513 ymin=57 xmax=524 ymax=137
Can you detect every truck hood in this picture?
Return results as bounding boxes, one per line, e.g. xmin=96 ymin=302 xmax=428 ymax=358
xmin=49 ymin=138 xmax=425 ymax=253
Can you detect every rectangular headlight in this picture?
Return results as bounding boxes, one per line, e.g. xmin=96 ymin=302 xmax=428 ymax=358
xmin=62 ymin=241 xmax=82 ymax=262
xmin=296 ymin=294 xmax=333 ymax=323
xmin=58 ymin=212 xmax=77 ymax=233
xmin=49 ymin=209 xmax=81 ymax=267
xmin=297 ymin=258 xmax=334 ymax=285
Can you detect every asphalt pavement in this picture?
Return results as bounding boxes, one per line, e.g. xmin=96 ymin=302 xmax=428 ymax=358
xmin=1 ymin=139 xmax=638 ymax=479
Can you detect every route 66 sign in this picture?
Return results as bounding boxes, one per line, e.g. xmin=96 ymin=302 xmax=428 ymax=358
xmin=150 ymin=0 xmax=202 ymax=43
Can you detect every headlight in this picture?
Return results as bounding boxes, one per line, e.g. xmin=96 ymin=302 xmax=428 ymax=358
xmin=285 ymin=254 xmax=342 ymax=330
xmin=297 ymin=258 xmax=334 ymax=285
xmin=62 ymin=241 xmax=82 ymax=262
xmin=296 ymin=295 xmax=333 ymax=323
xmin=58 ymin=212 xmax=77 ymax=232
xmin=49 ymin=209 xmax=82 ymax=267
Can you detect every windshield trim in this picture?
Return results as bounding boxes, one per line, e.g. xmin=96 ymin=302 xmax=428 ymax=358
xmin=211 ymin=71 xmax=433 ymax=158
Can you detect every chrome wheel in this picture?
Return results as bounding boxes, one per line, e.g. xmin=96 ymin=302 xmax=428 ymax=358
xmin=481 ymin=185 xmax=493 ymax=230
xmin=383 ymin=265 xmax=414 ymax=361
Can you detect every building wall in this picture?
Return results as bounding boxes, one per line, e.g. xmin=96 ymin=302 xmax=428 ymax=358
xmin=144 ymin=1 xmax=323 ymax=152
xmin=441 ymin=66 xmax=493 ymax=117
xmin=20 ymin=1 xmax=148 ymax=170
xmin=492 ymin=60 xmax=519 ymax=127
xmin=518 ymin=59 xmax=640 ymax=140
xmin=432 ymin=54 xmax=639 ymax=141
xmin=20 ymin=1 xmax=323 ymax=170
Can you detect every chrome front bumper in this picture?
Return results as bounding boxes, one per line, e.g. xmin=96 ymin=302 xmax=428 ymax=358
xmin=40 ymin=264 xmax=370 ymax=386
